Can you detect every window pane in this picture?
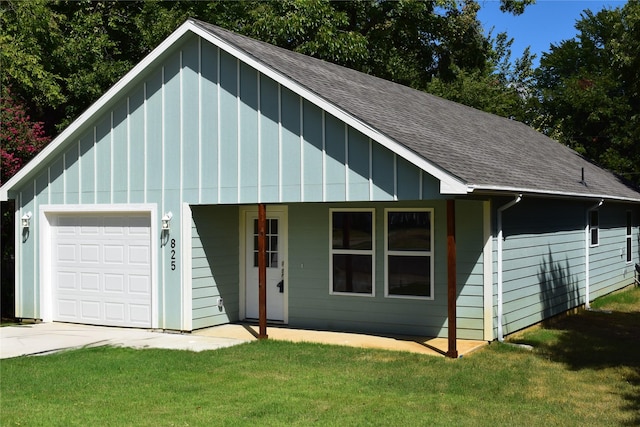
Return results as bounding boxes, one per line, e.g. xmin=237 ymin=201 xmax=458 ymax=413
xmin=591 ymin=228 xmax=599 ymax=246
xmin=388 ymin=211 xmax=430 ymax=251
xmin=270 ymin=251 xmax=278 ymax=268
xmin=627 ymin=238 xmax=632 ymax=263
xmin=332 ymin=212 xmax=372 ymax=250
xmin=388 ymin=256 xmax=430 ymax=297
xmin=332 ymin=254 xmax=372 ymax=293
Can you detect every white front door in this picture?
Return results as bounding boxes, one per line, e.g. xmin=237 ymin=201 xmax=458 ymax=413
xmin=244 ymin=209 xmax=287 ymax=322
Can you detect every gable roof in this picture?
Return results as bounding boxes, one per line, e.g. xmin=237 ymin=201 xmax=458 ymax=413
xmin=2 ymin=19 xmax=639 ymax=202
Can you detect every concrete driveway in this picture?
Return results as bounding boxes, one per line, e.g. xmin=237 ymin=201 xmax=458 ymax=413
xmin=0 ymin=322 xmax=249 ymax=359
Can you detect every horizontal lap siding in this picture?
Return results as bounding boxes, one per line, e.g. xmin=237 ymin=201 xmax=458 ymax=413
xmin=498 ymin=199 xmax=638 ymax=336
xmin=191 ymin=205 xmax=239 ymax=329
xmin=455 ymin=200 xmax=486 ymax=340
xmin=589 ymin=204 xmax=639 ymax=299
xmin=499 ymin=199 xmax=585 ymax=335
xmin=288 ymin=201 xmax=485 ymax=339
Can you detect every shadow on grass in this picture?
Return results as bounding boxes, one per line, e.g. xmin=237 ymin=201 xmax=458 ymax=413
xmin=513 ymin=308 xmax=640 ymax=425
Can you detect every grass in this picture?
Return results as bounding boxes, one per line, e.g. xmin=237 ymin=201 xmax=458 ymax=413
xmin=1 ymin=288 xmax=639 ymax=426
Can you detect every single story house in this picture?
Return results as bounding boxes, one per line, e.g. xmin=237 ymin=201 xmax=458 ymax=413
xmin=2 ymin=19 xmax=639 ymax=357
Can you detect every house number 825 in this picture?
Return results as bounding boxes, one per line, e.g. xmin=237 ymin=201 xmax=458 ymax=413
xmin=170 ymin=238 xmax=177 ymax=271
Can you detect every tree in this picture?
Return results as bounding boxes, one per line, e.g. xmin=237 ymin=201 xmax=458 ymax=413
xmin=0 ymin=87 xmax=51 ymax=319
xmin=426 ymin=30 xmax=537 ymax=123
xmin=0 ymin=87 xmax=50 ymax=186
xmin=2 ymin=0 xmax=535 ymax=144
xmin=535 ymin=2 xmax=640 ymax=186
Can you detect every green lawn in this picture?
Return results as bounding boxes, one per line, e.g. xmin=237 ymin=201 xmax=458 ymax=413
xmin=1 ymin=287 xmax=639 ymax=426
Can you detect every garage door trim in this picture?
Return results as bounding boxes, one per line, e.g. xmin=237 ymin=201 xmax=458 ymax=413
xmin=39 ymin=204 xmax=158 ymax=328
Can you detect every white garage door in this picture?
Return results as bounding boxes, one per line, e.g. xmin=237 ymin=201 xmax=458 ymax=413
xmin=52 ymin=213 xmax=152 ymax=327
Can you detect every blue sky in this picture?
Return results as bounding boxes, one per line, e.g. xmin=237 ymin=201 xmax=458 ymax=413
xmin=476 ymin=0 xmax=627 ymax=66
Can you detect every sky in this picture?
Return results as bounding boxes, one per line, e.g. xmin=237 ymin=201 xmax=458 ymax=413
xmin=476 ymin=0 xmax=628 ymax=66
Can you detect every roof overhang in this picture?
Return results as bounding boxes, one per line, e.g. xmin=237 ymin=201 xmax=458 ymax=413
xmin=469 ymin=184 xmax=640 ymax=203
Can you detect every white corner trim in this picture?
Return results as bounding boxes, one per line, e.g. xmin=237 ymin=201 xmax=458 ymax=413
xmin=181 ymin=202 xmax=193 ymax=331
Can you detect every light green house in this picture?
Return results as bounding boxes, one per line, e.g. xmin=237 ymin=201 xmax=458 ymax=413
xmin=2 ymin=20 xmax=639 ymax=355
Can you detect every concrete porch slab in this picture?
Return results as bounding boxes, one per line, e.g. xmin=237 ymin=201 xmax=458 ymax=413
xmin=194 ymin=324 xmax=488 ymax=357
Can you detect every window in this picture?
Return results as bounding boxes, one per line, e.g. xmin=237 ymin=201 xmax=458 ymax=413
xmin=626 ymin=211 xmax=632 ymax=263
xmin=385 ymin=209 xmax=434 ymax=299
xmin=330 ymin=210 xmax=374 ymax=295
xmin=589 ymin=210 xmax=599 ymax=247
xmin=253 ymin=218 xmax=278 ymax=268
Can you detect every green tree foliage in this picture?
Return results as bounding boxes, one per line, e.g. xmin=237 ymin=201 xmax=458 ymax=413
xmin=536 ymin=2 xmax=640 ymax=185
xmin=426 ymin=30 xmax=536 ymax=123
xmin=0 ymin=87 xmax=51 ymax=186
xmin=2 ymin=0 xmax=535 ymax=144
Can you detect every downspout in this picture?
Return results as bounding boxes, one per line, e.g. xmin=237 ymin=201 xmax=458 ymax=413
xmin=585 ymin=199 xmax=604 ymax=309
xmin=496 ymin=194 xmax=522 ymax=342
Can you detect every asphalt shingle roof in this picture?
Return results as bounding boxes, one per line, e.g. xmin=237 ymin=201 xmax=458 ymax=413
xmin=193 ymin=19 xmax=640 ymax=202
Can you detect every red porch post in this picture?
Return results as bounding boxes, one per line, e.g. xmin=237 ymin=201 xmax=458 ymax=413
xmin=446 ymin=199 xmax=458 ymax=358
xmin=258 ymin=203 xmax=268 ymax=339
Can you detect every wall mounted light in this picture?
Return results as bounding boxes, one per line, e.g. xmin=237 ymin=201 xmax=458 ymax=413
xmin=21 ymin=211 xmax=32 ymax=229
xmin=161 ymin=212 xmax=173 ymax=231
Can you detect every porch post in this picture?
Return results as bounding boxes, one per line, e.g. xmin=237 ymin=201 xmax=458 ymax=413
xmin=446 ymin=199 xmax=458 ymax=358
xmin=258 ymin=203 xmax=268 ymax=339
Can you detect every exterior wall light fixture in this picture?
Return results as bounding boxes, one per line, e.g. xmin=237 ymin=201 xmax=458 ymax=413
xmin=21 ymin=211 xmax=32 ymax=229
xmin=161 ymin=212 xmax=173 ymax=231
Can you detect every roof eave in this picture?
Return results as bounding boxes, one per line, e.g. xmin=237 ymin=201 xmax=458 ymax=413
xmin=469 ymin=184 xmax=640 ymax=203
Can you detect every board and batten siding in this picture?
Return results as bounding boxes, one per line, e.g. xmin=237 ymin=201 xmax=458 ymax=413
xmin=286 ymin=200 xmax=486 ymax=340
xmin=191 ymin=205 xmax=240 ymax=329
xmin=496 ymin=198 xmax=638 ymax=336
xmin=13 ymin=33 xmax=443 ymax=328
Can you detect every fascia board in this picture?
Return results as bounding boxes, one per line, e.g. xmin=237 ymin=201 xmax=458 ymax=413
xmin=470 ymin=184 xmax=640 ymax=203
xmin=0 ymin=21 xmax=197 ymax=202
xmin=189 ymin=23 xmax=471 ymax=195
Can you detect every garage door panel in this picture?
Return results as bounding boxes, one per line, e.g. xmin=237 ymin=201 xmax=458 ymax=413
xmin=105 ymin=274 xmax=125 ymax=292
xmin=129 ymin=275 xmax=150 ymax=294
xmin=80 ymin=244 xmax=100 ymax=263
xmin=79 ymin=272 xmax=100 ymax=291
xmin=57 ymin=299 xmax=77 ymax=318
xmin=56 ymin=272 xmax=77 ymax=290
xmin=129 ymin=305 xmax=151 ymax=324
xmin=104 ymin=245 xmax=125 ymax=264
xmin=129 ymin=245 xmax=150 ymax=265
xmin=52 ymin=213 xmax=152 ymax=328
xmin=81 ymin=301 xmax=101 ymax=320
xmin=105 ymin=303 xmax=125 ymax=322
xmin=56 ymin=244 xmax=76 ymax=262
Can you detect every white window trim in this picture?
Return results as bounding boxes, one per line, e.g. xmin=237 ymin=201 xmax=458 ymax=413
xmin=384 ymin=208 xmax=434 ymax=300
xmin=626 ymin=210 xmax=633 ymax=264
xmin=589 ymin=210 xmax=600 ymax=247
xmin=329 ymin=208 xmax=375 ymax=297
